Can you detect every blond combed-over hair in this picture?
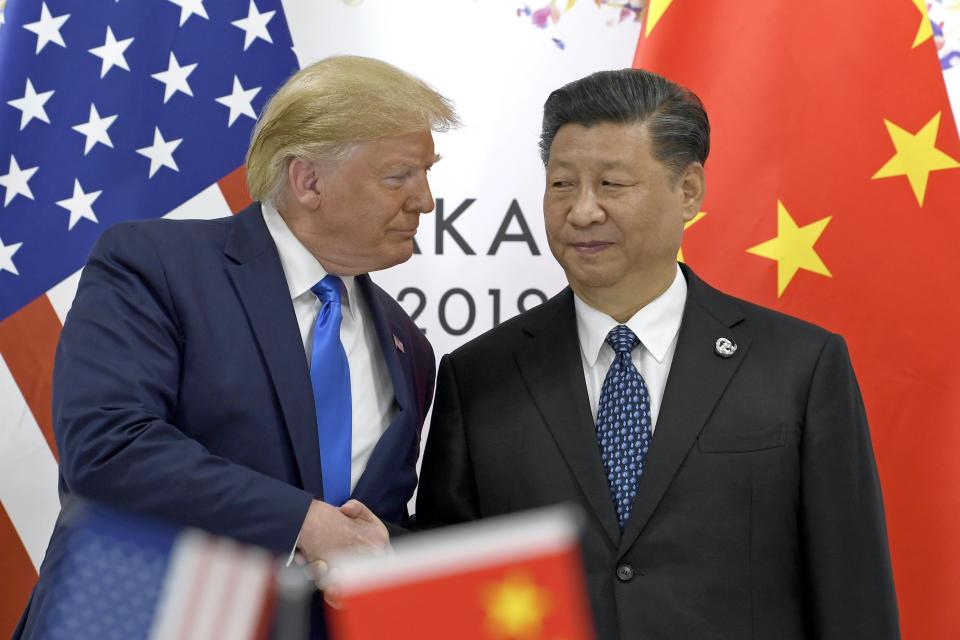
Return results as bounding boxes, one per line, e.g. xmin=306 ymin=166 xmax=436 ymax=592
xmin=246 ymin=55 xmax=459 ymax=206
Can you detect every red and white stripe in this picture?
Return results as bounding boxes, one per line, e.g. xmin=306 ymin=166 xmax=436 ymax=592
xmin=149 ymin=531 xmax=276 ymax=640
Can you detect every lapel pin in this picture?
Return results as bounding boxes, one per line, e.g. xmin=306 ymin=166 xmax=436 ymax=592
xmin=715 ymin=337 xmax=737 ymax=358
xmin=393 ymin=334 xmax=405 ymax=353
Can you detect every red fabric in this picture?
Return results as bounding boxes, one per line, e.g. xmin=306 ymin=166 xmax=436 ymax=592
xmin=634 ymin=3 xmax=960 ymax=638
xmin=0 ymin=295 xmax=61 ymax=461
xmin=219 ymin=166 xmax=254 ymax=214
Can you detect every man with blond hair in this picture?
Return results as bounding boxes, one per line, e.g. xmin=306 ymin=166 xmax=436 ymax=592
xmin=16 ymin=56 xmax=457 ymax=638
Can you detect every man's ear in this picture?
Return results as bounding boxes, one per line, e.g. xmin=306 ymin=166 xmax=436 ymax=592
xmin=288 ymin=158 xmax=322 ymax=210
xmin=679 ymin=162 xmax=706 ymax=222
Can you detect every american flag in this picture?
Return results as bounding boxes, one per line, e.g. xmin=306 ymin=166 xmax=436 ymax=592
xmin=0 ymin=0 xmax=298 ymax=631
xmin=31 ymin=502 xmax=278 ymax=639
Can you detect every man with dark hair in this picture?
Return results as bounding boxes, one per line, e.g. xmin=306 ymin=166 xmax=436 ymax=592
xmin=417 ymin=68 xmax=899 ymax=639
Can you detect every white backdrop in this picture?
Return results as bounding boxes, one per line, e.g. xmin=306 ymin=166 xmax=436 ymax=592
xmin=284 ymin=0 xmax=644 ymax=360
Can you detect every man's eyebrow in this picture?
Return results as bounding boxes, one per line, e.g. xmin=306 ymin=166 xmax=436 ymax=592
xmin=381 ymin=154 xmax=442 ymax=172
xmin=549 ymin=158 xmax=631 ymax=171
xmin=596 ymin=159 xmax=632 ymax=170
xmin=548 ymin=159 xmax=573 ymax=170
xmin=396 ymin=154 xmax=442 ymax=168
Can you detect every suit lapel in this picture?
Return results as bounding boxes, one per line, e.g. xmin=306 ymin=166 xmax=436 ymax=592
xmin=618 ymin=266 xmax=751 ymax=555
xmin=356 ymin=275 xmax=411 ymax=412
xmin=224 ymin=204 xmax=324 ymax=496
xmin=350 ymin=276 xmax=415 ymax=504
xmin=514 ymin=290 xmax=621 ymax=545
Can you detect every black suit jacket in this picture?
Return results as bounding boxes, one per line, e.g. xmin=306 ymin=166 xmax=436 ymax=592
xmin=16 ymin=203 xmax=435 ymax=638
xmin=417 ymin=264 xmax=898 ymax=639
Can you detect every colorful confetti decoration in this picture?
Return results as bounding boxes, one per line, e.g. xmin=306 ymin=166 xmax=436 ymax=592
xmin=517 ymin=0 xmax=643 ymax=49
xmin=929 ymin=0 xmax=960 ymax=69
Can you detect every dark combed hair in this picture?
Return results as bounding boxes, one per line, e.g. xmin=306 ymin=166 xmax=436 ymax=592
xmin=539 ymin=68 xmax=710 ymax=177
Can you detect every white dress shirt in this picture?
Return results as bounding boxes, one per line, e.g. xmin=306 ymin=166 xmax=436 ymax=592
xmin=262 ymin=203 xmax=396 ymax=492
xmin=574 ymin=265 xmax=687 ymax=433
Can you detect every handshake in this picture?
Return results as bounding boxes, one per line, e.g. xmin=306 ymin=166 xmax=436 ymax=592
xmin=295 ymin=499 xmax=390 ymax=599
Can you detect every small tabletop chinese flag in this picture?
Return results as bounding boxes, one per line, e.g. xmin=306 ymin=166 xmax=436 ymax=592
xmin=634 ymin=2 xmax=960 ymax=638
xmin=327 ymin=508 xmax=594 ymax=640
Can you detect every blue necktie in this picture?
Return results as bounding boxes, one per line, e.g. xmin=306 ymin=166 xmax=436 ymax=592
xmin=309 ymin=275 xmax=352 ymax=506
xmin=596 ymin=325 xmax=652 ymax=529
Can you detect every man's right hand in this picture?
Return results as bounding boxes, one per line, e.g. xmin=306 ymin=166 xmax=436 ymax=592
xmin=296 ymin=499 xmax=390 ymax=565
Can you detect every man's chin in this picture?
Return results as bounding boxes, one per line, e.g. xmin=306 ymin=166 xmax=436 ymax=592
xmin=368 ymin=241 xmax=415 ymax=272
xmin=563 ymin=263 xmax=621 ymax=290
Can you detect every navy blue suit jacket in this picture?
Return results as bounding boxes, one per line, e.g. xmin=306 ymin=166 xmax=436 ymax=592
xmin=16 ymin=203 xmax=435 ymax=637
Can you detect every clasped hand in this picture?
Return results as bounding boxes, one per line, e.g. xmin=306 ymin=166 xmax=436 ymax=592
xmin=296 ymin=499 xmax=390 ymax=604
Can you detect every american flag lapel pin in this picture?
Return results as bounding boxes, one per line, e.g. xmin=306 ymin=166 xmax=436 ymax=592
xmin=393 ymin=334 xmax=405 ymax=353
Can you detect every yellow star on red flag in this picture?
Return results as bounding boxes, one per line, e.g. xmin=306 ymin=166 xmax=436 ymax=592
xmin=872 ymin=111 xmax=960 ymax=206
xmin=644 ymin=0 xmax=675 ymax=36
xmin=746 ymin=201 xmax=832 ymax=297
xmin=482 ymin=572 xmax=552 ymax=638
xmin=911 ymin=0 xmax=933 ymax=48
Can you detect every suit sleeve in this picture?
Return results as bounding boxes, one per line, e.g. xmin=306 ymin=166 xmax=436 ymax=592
xmin=53 ymin=224 xmax=313 ymax=554
xmin=414 ymin=354 xmax=482 ymax=527
xmin=800 ymin=333 xmax=900 ymax=639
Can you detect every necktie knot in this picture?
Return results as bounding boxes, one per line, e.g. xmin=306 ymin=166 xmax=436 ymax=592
xmin=312 ymin=275 xmax=345 ymax=304
xmin=605 ymin=325 xmax=639 ymax=355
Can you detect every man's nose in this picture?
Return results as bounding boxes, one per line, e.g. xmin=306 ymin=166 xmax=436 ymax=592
xmin=406 ymin=173 xmax=435 ymax=214
xmin=568 ymin=186 xmax=603 ymax=227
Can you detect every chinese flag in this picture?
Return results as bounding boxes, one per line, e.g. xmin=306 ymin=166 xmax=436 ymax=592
xmin=635 ymin=2 xmax=960 ymax=638
xmin=327 ymin=509 xmax=594 ymax=640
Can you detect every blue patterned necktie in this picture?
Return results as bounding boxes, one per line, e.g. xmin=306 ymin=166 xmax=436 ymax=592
xmin=596 ymin=325 xmax=652 ymax=529
xmin=309 ymin=275 xmax=352 ymax=506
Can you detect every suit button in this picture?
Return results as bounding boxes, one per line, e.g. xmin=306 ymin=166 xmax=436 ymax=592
xmin=616 ymin=564 xmax=634 ymax=582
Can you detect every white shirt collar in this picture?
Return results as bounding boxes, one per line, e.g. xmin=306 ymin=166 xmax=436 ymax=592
xmin=574 ymin=264 xmax=687 ymax=367
xmin=261 ymin=202 xmax=356 ymax=318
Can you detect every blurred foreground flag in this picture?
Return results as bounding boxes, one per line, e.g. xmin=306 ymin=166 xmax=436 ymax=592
xmin=328 ymin=507 xmax=594 ymax=640
xmin=31 ymin=503 xmax=277 ymax=640
xmin=634 ymin=2 xmax=960 ymax=638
